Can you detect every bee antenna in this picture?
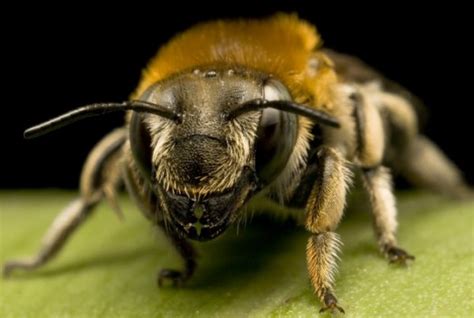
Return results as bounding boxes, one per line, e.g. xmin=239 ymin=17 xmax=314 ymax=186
xmin=24 ymin=100 xmax=180 ymax=139
xmin=227 ymin=99 xmax=340 ymax=128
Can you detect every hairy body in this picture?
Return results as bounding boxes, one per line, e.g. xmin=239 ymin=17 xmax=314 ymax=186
xmin=4 ymin=14 xmax=472 ymax=314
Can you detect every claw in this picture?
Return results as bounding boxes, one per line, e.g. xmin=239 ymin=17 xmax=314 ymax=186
xmin=2 ymin=262 xmax=15 ymax=278
xmin=319 ymin=292 xmax=345 ymax=314
xmin=157 ymin=268 xmax=188 ymax=287
xmin=319 ymin=302 xmax=345 ymax=314
xmin=386 ymin=246 xmax=415 ymax=265
xmin=2 ymin=259 xmax=37 ymax=278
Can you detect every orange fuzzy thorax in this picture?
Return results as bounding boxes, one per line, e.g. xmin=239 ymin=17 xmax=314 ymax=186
xmin=133 ymin=13 xmax=338 ymax=110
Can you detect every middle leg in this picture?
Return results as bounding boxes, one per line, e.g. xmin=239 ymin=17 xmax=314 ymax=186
xmin=361 ymin=166 xmax=414 ymax=263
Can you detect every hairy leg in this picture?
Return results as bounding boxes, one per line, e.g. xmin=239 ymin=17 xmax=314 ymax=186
xmin=3 ymin=128 xmax=126 ymax=276
xmin=305 ymin=146 xmax=352 ymax=314
xmin=361 ymin=166 xmax=414 ymax=263
xmin=349 ymin=85 xmax=416 ymax=263
xmin=371 ymin=85 xmax=472 ymax=198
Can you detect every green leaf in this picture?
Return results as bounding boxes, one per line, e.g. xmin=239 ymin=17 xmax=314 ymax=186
xmin=0 ymin=190 xmax=473 ymax=317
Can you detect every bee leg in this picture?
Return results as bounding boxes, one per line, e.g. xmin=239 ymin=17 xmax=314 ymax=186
xmin=157 ymin=229 xmax=196 ymax=287
xmin=361 ymin=166 xmax=415 ymax=264
xmin=3 ymin=129 xmax=126 ymax=277
xmin=2 ymin=198 xmax=96 ymax=277
xmin=375 ymin=87 xmax=473 ymax=199
xmin=305 ymin=146 xmax=352 ymax=314
xmin=398 ymin=136 xmax=473 ymax=199
xmin=122 ymin=157 xmax=197 ymax=288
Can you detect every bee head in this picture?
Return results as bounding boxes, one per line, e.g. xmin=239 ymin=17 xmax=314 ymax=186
xmin=24 ymin=67 xmax=339 ymax=241
xmin=129 ymin=67 xmax=339 ymax=240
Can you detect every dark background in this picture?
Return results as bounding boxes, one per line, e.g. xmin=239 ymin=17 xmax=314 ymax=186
xmin=2 ymin=3 xmax=472 ymax=188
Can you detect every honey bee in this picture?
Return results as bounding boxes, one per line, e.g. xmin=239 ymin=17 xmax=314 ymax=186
xmin=4 ymin=13 xmax=472 ymax=313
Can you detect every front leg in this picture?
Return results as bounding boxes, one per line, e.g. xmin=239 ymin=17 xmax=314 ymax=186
xmin=305 ymin=146 xmax=352 ymax=314
xmin=123 ymin=168 xmax=197 ymax=287
xmin=123 ymin=160 xmax=197 ymax=287
xmin=157 ymin=226 xmax=197 ymax=287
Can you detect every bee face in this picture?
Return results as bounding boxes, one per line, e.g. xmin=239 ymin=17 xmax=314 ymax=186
xmin=129 ymin=67 xmax=299 ymax=240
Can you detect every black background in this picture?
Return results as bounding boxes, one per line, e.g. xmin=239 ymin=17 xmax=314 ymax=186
xmin=2 ymin=2 xmax=472 ymax=188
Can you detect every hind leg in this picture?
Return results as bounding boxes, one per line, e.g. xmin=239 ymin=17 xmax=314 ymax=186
xmin=370 ymin=85 xmax=473 ymax=199
xmin=3 ymin=128 xmax=126 ymax=276
xmin=398 ymin=136 xmax=473 ymax=199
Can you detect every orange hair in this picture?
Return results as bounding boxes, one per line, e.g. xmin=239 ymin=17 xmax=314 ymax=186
xmin=133 ymin=13 xmax=338 ymax=111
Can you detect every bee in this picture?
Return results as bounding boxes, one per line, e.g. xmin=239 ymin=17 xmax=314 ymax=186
xmin=4 ymin=13 xmax=472 ymax=313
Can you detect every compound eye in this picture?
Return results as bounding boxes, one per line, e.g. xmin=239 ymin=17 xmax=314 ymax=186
xmin=254 ymin=80 xmax=298 ymax=186
xmin=255 ymin=109 xmax=298 ymax=186
xmin=129 ymin=113 xmax=153 ymax=182
xmin=129 ymin=85 xmax=177 ymax=182
xmin=263 ymin=78 xmax=292 ymax=102
xmin=259 ymin=107 xmax=281 ymax=140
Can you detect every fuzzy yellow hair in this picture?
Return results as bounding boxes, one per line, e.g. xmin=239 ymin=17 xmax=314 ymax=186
xmin=133 ymin=13 xmax=338 ymax=110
